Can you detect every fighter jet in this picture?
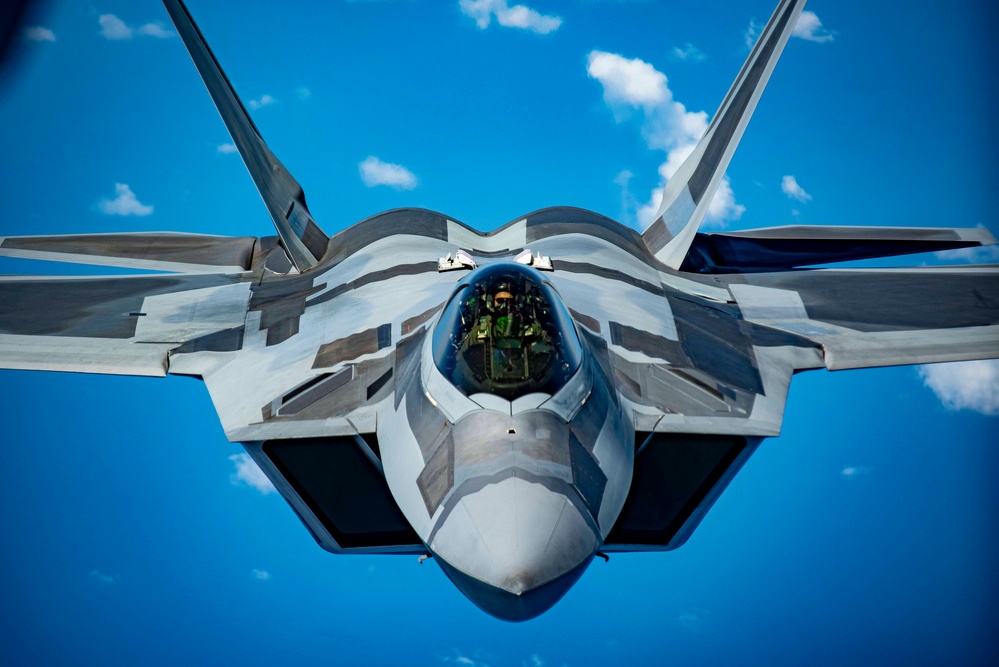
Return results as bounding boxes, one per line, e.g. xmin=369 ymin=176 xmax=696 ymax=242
xmin=1 ymin=0 xmax=996 ymax=621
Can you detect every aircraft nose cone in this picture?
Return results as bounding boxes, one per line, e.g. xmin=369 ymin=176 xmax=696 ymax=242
xmin=430 ymin=475 xmax=599 ymax=620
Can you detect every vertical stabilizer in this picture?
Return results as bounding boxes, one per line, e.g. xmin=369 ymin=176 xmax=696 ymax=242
xmin=161 ymin=0 xmax=328 ymax=271
xmin=643 ymin=0 xmax=807 ymax=269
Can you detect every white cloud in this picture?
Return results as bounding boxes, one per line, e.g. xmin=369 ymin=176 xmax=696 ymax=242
xmin=793 ymin=11 xmax=835 ymax=43
xmin=919 ymin=360 xmax=999 ymax=415
xmin=781 ymin=175 xmax=812 ymax=202
xmin=359 ymin=156 xmax=418 ymax=190
xmin=587 ymin=50 xmax=668 ymax=109
xmin=524 ymin=655 xmax=545 ymax=667
xmin=588 ymin=50 xmax=744 ymax=229
xmin=137 ymin=23 xmax=174 ymax=39
xmin=671 ymin=42 xmax=705 ymax=62
xmin=841 ymin=465 xmax=873 ymax=477
xmin=99 ymin=14 xmax=133 ymax=40
xmin=24 ymin=26 xmax=56 ymax=42
xmin=296 ymin=86 xmax=312 ymax=100
xmin=252 ymin=568 xmax=271 ymax=581
xmin=247 ymin=94 xmax=276 ymax=110
xmin=228 ymin=453 xmax=276 ymax=494
xmin=98 ymin=183 xmax=153 ymax=216
xmin=89 ymin=570 xmax=119 ymax=584
xmin=217 ymin=143 xmax=238 ymax=154
xmin=459 ymin=0 xmax=562 ymax=35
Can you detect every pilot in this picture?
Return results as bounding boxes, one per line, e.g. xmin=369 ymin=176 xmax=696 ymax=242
xmin=492 ymin=287 xmax=520 ymax=340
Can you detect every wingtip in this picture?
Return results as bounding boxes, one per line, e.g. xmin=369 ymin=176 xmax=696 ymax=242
xmin=959 ymin=227 xmax=998 ymax=246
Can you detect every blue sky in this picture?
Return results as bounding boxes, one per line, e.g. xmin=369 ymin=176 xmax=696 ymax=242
xmin=1 ymin=1 xmax=997 ymax=664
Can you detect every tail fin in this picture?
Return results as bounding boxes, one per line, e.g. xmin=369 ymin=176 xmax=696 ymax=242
xmin=643 ymin=0 xmax=807 ymax=269
xmin=161 ymin=0 xmax=328 ymax=271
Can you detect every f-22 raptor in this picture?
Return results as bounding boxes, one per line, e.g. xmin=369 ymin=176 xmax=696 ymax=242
xmin=1 ymin=0 xmax=996 ymax=620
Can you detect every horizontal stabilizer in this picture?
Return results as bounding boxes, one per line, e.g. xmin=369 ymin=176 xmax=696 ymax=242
xmin=682 ymin=225 xmax=998 ymax=273
xmin=643 ymin=0 xmax=807 ymax=269
xmin=0 ymin=232 xmax=257 ymax=273
xmin=162 ymin=0 xmax=328 ymax=271
xmin=728 ymin=266 xmax=999 ymax=370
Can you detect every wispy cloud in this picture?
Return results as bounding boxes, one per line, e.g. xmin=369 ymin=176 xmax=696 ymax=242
xmin=252 ymin=568 xmax=271 ymax=581
xmin=587 ymin=50 xmax=744 ymax=229
xmin=359 ymin=156 xmax=418 ymax=190
xmin=523 ymin=655 xmax=545 ymax=667
xmin=793 ymin=11 xmax=835 ymax=43
xmin=24 ymin=26 xmax=56 ymax=42
xmin=229 ymin=453 xmax=276 ymax=494
xmin=295 ymin=86 xmax=312 ymax=100
xmin=933 ymin=243 xmax=999 ymax=265
xmin=443 ymin=650 xmax=490 ymax=667
xmin=137 ymin=23 xmax=174 ymax=39
xmin=614 ymin=169 xmax=640 ymax=222
xmin=919 ymin=360 xmax=999 ymax=415
xmin=99 ymin=15 xmax=174 ymax=41
xmin=678 ymin=607 xmax=710 ymax=631
xmin=247 ymin=94 xmax=276 ymax=110
xmin=89 ymin=570 xmax=119 ymax=584
xmin=217 ymin=143 xmax=238 ymax=154
xmin=744 ymin=18 xmax=761 ymax=49
xmin=98 ymin=183 xmax=153 ymax=216
xmin=671 ymin=42 xmax=705 ymax=62
xmin=841 ymin=465 xmax=873 ymax=477
xmin=459 ymin=0 xmax=562 ymax=35
xmin=781 ymin=175 xmax=812 ymax=202
xmin=746 ymin=11 xmax=834 ymax=48
xmin=99 ymin=15 xmax=133 ymax=40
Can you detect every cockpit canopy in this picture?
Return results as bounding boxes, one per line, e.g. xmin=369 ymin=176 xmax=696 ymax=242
xmin=432 ymin=263 xmax=583 ymax=400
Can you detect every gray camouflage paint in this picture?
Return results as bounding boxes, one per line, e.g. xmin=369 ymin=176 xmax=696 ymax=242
xmin=2 ymin=0 xmax=998 ymax=620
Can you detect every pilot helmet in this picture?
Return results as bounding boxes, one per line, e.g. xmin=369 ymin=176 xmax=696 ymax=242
xmin=494 ymin=283 xmax=513 ymax=311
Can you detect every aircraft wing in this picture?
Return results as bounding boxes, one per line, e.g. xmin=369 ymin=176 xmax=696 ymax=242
xmin=0 ymin=272 xmax=252 ymax=376
xmin=0 ymin=231 xmax=258 ymax=274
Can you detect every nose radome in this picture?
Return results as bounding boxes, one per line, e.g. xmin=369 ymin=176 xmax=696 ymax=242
xmin=429 ymin=476 xmax=599 ymax=617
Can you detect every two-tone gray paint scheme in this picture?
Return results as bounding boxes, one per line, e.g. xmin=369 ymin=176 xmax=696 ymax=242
xmin=2 ymin=0 xmax=998 ymax=620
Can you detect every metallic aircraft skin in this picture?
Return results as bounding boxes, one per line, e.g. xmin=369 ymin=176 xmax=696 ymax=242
xmin=1 ymin=0 xmax=998 ymax=621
